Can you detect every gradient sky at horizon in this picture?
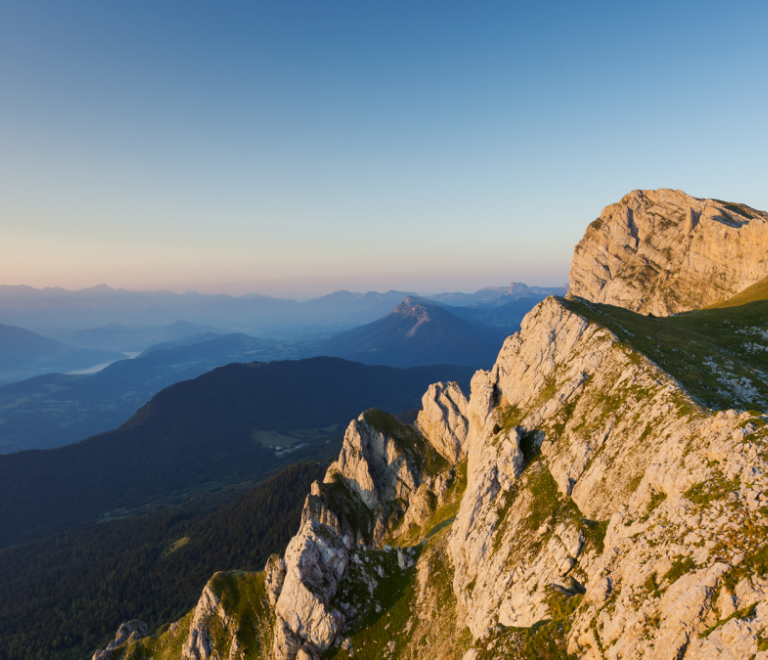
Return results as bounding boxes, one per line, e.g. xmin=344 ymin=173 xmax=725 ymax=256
xmin=1 ymin=1 xmax=767 ymax=298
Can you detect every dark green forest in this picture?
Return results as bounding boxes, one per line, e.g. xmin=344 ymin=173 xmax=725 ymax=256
xmin=0 ymin=462 xmax=326 ymax=660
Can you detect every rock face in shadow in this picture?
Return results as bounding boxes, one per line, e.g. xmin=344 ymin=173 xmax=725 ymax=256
xmin=569 ymin=188 xmax=768 ymax=315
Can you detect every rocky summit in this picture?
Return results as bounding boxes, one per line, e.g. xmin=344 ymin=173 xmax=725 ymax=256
xmin=569 ymin=188 xmax=768 ymax=316
xmin=91 ymin=190 xmax=768 ymax=660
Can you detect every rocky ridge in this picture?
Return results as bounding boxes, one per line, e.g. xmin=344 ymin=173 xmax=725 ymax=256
xmin=569 ymin=189 xmax=768 ymax=315
xmin=91 ymin=190 xmax=768 ymax=660
xmin=93 ymin=295 xmax=768 ymax=660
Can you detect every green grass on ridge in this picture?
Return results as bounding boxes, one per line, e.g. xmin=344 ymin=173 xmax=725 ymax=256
xmin=706 ymin=276 xmax=768 ymax=309
xmin=560 ymin=296 xmax=768 ymax=411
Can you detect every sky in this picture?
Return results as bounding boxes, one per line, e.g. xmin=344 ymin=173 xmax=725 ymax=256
xmin=1 ymin=1 xmax=767 ymax=298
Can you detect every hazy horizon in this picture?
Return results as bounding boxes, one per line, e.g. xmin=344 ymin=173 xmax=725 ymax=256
xmin=0 ymin=277 xmax=569 ymax=301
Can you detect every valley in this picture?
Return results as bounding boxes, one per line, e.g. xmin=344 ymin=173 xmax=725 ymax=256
xmin=0 ymin=289 xmax=546 ymax=454
xmin=0 ymin=358 xmax=474 ymax=549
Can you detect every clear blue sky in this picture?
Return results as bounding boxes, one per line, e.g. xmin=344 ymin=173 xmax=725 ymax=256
xmin=1 ymin=1 xmax=767 ymax=297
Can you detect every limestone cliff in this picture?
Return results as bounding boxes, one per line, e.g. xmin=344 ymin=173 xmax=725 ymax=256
xmin=446 ymin=296 xmax=768 ymax=659
xmin=415 ymin=381 xmax=469 ymax=463
xmin=569 ymin=188 xmax=768 ymax=315
xmin=94 ymin=292 xmax=768 ymax=660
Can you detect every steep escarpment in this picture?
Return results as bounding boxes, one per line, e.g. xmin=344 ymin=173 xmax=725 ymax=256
xmin=91 ymin=297 xmax=768 ymax=660
xmin=447 ymin=297 xmax=768 ymax=659
xmin=569 ymin=189 xmax=768 ymax=315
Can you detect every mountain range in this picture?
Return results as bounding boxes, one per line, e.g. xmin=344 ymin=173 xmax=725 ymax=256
xmin=73 ymin=188 xmax=768 ymax=660
xmin=0 ymin=283 xmax=565 ymax=343
xmin=0 ymin=294 xmax=538 ymax=454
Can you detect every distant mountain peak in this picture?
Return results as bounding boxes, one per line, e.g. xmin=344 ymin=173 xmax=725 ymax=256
xmin=318 ymin=296 xmax=501 ymax=368
xmin=396 ymin=295 xmax=433 ymax=309
xmin=392 ymin=297 xmax=436 ymax=337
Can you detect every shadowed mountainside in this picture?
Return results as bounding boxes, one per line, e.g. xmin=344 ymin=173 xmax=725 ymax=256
xmin=0 ymin=332 xmax=315 ymax=454
xmin=319 ymin=297 xmax=506 ymax=368
xmin=0 ymin=462 xmax=327 ymax=660
xmin=0 ymin=357 xmax=474 ymax=549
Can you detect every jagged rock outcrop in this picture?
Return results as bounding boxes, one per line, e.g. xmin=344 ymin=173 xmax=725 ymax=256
xmin=569 ymin=188 xmax=768 ymax=315
xmin=181 ymin=582 xmax=230 ymax=659
xmin=272 ymin=521 xmax=349 ymax=660
xmin=446 ymin=296 xmax=768 ymax=659
xmin=268 ymin=409 xmax=451 ymax=660
xmin=325 ymin=411 xmax=421 ymax=515
xmin=416 ymin=381 xmax=469 ymax=463
xmin=92 ymin=621 xmax=148 ymax=660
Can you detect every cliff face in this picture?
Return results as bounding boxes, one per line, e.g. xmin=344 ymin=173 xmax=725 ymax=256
xmin=94 ymin=295 xmax=768 ymax=660
xmin=91 ymin=191 xmax=768 ymax=660
xmin=569 ymin=189 xmax=768 ymax=315
xmin=446 ymin=297 xmax=768 ymax=659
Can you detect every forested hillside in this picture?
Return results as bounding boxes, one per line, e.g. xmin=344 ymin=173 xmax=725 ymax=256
xmin=0 ymin=462 xmax=326 ymax=660
xmin=0 ymin=357 xmax=473 ymax=548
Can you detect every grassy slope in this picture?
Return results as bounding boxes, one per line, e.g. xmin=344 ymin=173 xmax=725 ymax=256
xmin=560 ymin=296 xmax=768 ymax=411
xmin=706 ymin=275 xmax=768 ymax=309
